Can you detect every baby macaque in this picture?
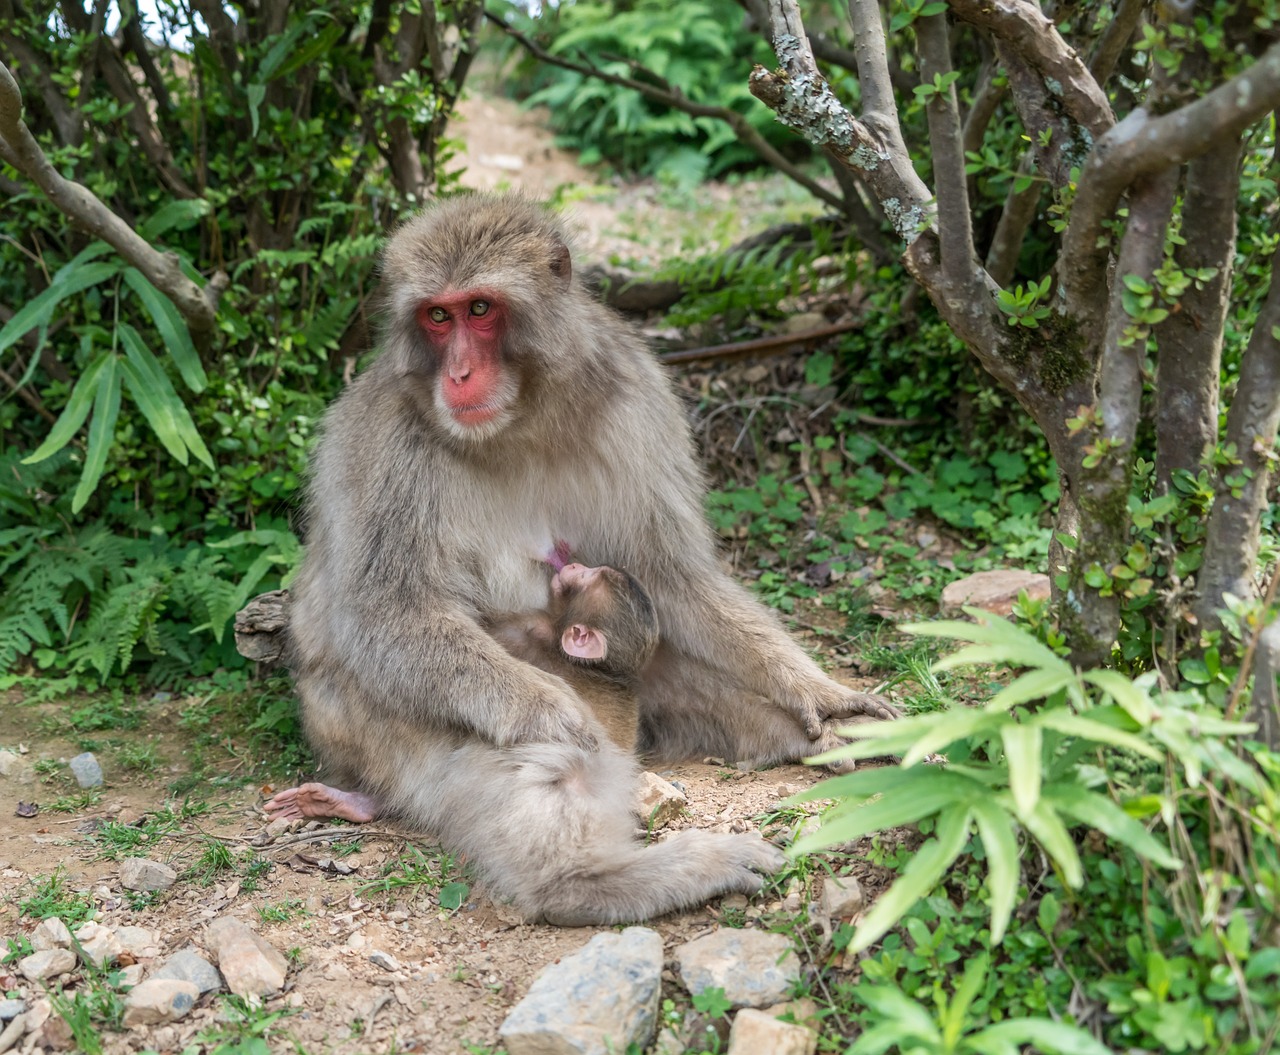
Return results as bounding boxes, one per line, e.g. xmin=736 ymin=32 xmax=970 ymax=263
xmin=486 ymin=563 xmax=658 ymax=753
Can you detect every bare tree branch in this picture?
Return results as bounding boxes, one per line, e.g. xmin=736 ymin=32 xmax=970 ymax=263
xmin=0 ymin=1 xmax=83 ymax=147
xmin=1196 ymin=253 xmax=1280 ymax=629
xmin=947 ymin=0 xmax=1114 ymax=137
xmin=845 ymin=0 xmax=896 ymax=122
xmin=961 ymin=58 xmax=1006 ymax=157
xmin=1088 ymin=0 xmax=1145 ymax=84
xmin=490 ymin=10 xmax=850 ymax=215
xmin=1061 ymin=41 xmax=1280 ymax=340
xmin=0 ymin=60 xmax=223 ymax=335
xmin=748 ymin=0 xmax=932 ymax=240
xmin=916 ymin=12 xmax=978 ymax=292
xmin=983 ymin=153 xmax=1043 ymax=287
xmin=1154 ymin=144 xmax=1242 ymax=491
xmin=118 ymin=0 xmax=176 ymax=120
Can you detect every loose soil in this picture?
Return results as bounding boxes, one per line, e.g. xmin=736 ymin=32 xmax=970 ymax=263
xmin=1 ymin=96 xmax=900 ymax=1054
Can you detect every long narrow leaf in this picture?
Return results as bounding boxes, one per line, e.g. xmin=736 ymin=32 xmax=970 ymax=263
xmin=1082 ymin=668 xmax=1155 ymax=724
xmin=136 ymin=199 xmax=211 ymax=241
xmin=123 ymin=268 xmax=206 ymax=392
xmin=792 ymin=769 xmax=984 ymax=854
xmin=971 ymin=1018 xmax=1113 ymax=1055
xmin=51 ymin=240 xmax=113 ymax=283
xmin=1002 ymin=722 xmax=1043 ymax=819
xmin=901 ymin=708 xmax=1004 ymax=766
xmin=71 ymin=357 xmax=121 ymax=512
xmin=1022 ymin=799 xmax=1083 ymax=887
xmin=784 ymin=765 xmax=936 ymax=805
xmin=1042 ymin=784 xmax=1181 ymax=869
xmin=903 ymin=611 xmax=1069 ymax=671
xmin=851 ymin=803 xmax=973 ymax=952
xmin=986 ymin=667 xmax=1078 ymax=712
xmin=22 ymin=353 xmax=113 ymax=463
xmin=0 ymin=261 xmax=121 ymax=357
xmin=971 ymin=799 xmax=1020 ymax=944
xmin=1037 ymin=711 xmax=1162 ymax=761
xmin=118 ymin=323 xmax=213 ymax=467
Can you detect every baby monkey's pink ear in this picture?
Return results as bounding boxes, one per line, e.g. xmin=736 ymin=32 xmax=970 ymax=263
xmin=561 ymin=624 xmax=607 ymax=660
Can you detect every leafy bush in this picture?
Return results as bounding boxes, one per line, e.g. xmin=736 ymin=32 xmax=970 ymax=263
xmin=503 ymin=0 xmax=805 ymax=182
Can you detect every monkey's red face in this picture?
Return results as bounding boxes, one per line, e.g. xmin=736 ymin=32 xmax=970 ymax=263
xmin=417 ymin=288 xmax=514 ymax=433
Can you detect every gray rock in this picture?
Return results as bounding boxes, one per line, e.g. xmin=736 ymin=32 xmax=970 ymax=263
xmin=727 ymin=1009 xmax=816 ymax=1055
xmin=820 ymin=875 xmax=864 ymax=920
xmin=635 ymin=772 xmax=687 ymax=829
xmin=73 ymin=921 xmax=122 ymax=967
xmin=500 ymin=926 xmax=664 ymax=1055
xmin=204 ymin=917 xmax=288 ymax=998
xmin=369 ymin=950 xmax=400 ymax=972
xmin=0 ymin=1000 xmax=23 ymax=1021
xmin=674 ymin=930 xmax=799 ymax=1009
xmin=939 ymin=570 xmax=1051 ymax=617
xmin=18 ymin=948 xmax=76 ymax=982
xmin=68 ymin=752 xmax=103 ymax=788
xmin=29 ymin=917 xmax=72 ymax=951
xmin=116 ymin=963 xmax=146 ymax=988
xmin=122 ymin=979 xmax=200 ymax=1027
xmin=151 ymin=948 xmax=223 ymax=994
xmin=119 ymin=857 xmax=177 ymax=892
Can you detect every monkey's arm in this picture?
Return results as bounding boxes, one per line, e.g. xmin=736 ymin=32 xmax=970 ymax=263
xmin=294 ymin=595 xmax=601 ymax=749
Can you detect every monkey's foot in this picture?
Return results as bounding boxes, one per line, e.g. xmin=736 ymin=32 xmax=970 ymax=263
xmin=262 ymin=783 xmax=381 ymax=823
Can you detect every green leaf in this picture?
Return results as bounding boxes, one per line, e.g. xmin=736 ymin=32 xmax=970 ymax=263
xmin=971 ymin=800 xmax=1019 ymax=944
xmin=1037 ymin=711 xmax=1162 ymax=760
xmin=851 ymin=803 xmax=973 ymax=952
xmin=72 ymin=356 xmax=122 ymax=513
xmin=971 ymin=1018 xmax=1112 ymax=1055
xmin=437 ymin=881 xmax=469 ymax=911
xmin=691 ymin=986 xmax=732 ymax=1018
xmin=1082 ymin=668 xmax=1154 ymax=723
xmin=792 ymin=769 xmax=983 ymax=855
xmin=1021 ymin=799 xmax=1083 ymax=887
xmin=137 ymin=199 xmax=212 ymax=240
xmin=850 ymin=986 xmax=940 ymax=1046
xmin=23 ymin=352 xmax=114 ymax=463
xmin=986 ymin=667 xmax=1077 ymax=711
xmin=900 ymin=708 xmax=1004 ymax=766
xmin=906 ymin=611 xmax=1070 ymax=673
xmin=0 ymin=261 xmax=122 ymax=358
xmin=1002 ymin=723 xmax=1043 ymax=819
xmin=123 ymin=268 xmax=207 ymax=392
xmin=247 ymin=83 xmax=266 ymax=138
xmin=117 ymin=323 xmax=214 ymax=468
xmin=1042 ymin=784 xmax=1180 ymax=868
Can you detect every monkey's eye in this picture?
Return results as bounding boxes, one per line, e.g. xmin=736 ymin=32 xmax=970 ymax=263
xmin=427 ymin=307 xmax=449 ymax=324
xmin=469 ymin=300 xmax=490 ymax=318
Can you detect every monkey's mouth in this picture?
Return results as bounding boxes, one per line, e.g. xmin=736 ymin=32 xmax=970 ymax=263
xmin=450 ymin=404 xmax=501 ymax=427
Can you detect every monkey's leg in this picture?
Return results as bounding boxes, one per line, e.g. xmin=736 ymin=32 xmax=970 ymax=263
xmin=263 ymin=784 xmax=382 ymax=823
xmin=637 ymin=645 xmax=880 ymax=770
xmin=392 ymin=741 xmax=784 ymax=925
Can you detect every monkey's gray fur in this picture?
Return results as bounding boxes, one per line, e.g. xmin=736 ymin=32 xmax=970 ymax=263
xmin=288 ymin=194 xmax=896 ymax=924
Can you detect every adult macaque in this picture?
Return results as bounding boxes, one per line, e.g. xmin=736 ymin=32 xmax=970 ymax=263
xmin=487 ymin=561 xmax=658 ymax=752
xmin=276 ymin=194 xmax=897 ymax=925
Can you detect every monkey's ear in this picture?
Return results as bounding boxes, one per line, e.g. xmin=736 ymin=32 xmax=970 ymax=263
xmin=548 ymin=240 xmax=572 ymax=290
xmin=561 ymin=624 xmax=606 ymax=661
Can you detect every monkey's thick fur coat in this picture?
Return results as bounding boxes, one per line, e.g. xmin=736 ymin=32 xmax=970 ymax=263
xmin=289 ymin=195 xmax=896 ymax=924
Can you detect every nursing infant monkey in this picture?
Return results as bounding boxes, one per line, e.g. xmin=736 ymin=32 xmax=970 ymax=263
xmin=268 ymin=194 xmax=899 ymax=926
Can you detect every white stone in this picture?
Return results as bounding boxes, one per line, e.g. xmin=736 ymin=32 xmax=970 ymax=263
xmin=29 ymin=917 xmax=72 ymax=951
xmin=820 ymin=875 xmax=864 ymax=919
xmin=727 ymin=1009 xmax=816 ymax=1055
xmin=635 ymin=772 xmax=687 ymax=829
xmin=122 ymin=979 xmax=200 ymax=1027
xmin=205 ymin=917 xmax=288 ymax=998
xmin=114 ymin=925 xmax=161 ymax=958
xmin=119 ymin=858 xmax=177 ymax=892
xmin=18 ymin=949 xmax=75 ymax=982
xmin=73 ymin=921 xmax=122 ymax=967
